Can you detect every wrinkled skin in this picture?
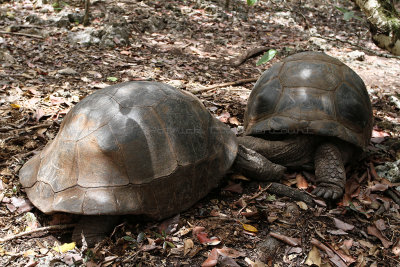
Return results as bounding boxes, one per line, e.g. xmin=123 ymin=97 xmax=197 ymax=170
xmin=234 ymin=135 xmax=355 ymax=200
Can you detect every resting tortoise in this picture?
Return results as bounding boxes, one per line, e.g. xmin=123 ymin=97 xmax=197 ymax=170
xmin=236 ymin=51 xmax=373 ymax=200
xmin=19 ymin=81 xmax=244 ymax=245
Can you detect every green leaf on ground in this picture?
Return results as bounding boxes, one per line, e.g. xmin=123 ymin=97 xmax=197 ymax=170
xmin=107 ymin=77 xmax=118 ymax=82
xmin=247 ymin=0 xmax=257 ymax=6
xmin=256 ymin=49 xmax=277 ymax=66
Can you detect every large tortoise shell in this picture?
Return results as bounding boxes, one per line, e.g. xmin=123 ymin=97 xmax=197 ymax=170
xmin=244 ymin=52 xmax=373 ymax=148
xmin=19 ymin=81 xmax=238 ymax=219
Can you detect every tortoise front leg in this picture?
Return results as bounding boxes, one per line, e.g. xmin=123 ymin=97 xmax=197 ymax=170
xmin=312 ymin=143 xmax=346 ymax=200
xmin=233 ymin=144 xmax=286 ymax=181
xmin=72 ymin=215 xmax=121 ymax=247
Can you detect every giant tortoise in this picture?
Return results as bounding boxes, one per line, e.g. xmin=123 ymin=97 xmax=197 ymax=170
xmin=237 ymin=51 xmax=373 ymax=199
xmin=19 ymin=81 xmax=245 ymax=245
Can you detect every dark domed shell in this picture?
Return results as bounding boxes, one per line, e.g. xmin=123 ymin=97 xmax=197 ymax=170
xmin=244 ymin=52 xmax=373 ymax=148
xmin=19 ymin=82 xmax=238 ymax=219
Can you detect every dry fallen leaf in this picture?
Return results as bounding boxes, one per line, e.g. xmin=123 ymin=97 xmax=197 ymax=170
xmin=183 ymin=239 xmax=194 ymax=256
xmin=53 ymin=242 xmax=76 ymax=253
xmin=370 ymin=183 xmax=389 ymax=192
xmin=10 ymin=103 xmax=21 ymax=109
xmin=202 ymin=248 xmax=218 ymax=267
xmin=372 ymin=129 xmax=390 ymax=138
xmin=7 ymin=197 xmax=33 ymax=213
xmin=23 ymin=249 xmax=36 ymax=257
xmin=216 ymin=112 xmax=230 ymax=123
xmin=242 ymin=223 xmax=258 ymax=233
xmin=158 ymin=214 xmax=180 ymax=234
xmin=341 ymin=239 xmax=353 ymax=250
xmin=327 ymin=229 xmax=348 ymax=235
xmin=217 ymin=246 xmax=245 ymax=258
xmin=222 ymin=183 xmax=243 ymax=194
xmin=192 ymin=226 xmax=206 ymax=236
xmin=333 ymin=218 xmax=354 ymax=231
xmin=296 ymin=174 xmax=309 ymax=189
xmin=245 ymin=258 xmax=268 ymax=267
xmin=367 ymin=226 xmax=393 ymax=248
xmin=305 ymin=246 xmax=321 ymax=266
xmin=219 ymin=256 xmax=240 ymax=267
xmin=392 ymin=241 xmax=400 ymax=256
xmin=62 ymin=253 xmax=83 ymax=265
xmin=196 ymin=232 xmax=221 ymax=246
xmin=374 ymin=219 xmax=387 ymax=231
xmin=229 ymin=117 xmax=240 ymax=125
xmin=296 ymin=201 xmax=308 ymax=210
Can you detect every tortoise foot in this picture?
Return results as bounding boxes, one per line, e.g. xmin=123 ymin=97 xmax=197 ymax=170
xmin=313 ymin=143 xmax=346 ymax=200
xmin=233 ymin=145 xmax=286 ymax=181
xmin=312 ymin=183 xmax=343 ymax=200
xmin=72 ymin=215 xmax=120 ymax=247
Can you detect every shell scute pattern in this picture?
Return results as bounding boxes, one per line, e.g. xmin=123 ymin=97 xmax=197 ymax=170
xmin=19 ymin=82 xmax=238 ymax=217
xmin=245 ymin=51 xmax=373 ymax=148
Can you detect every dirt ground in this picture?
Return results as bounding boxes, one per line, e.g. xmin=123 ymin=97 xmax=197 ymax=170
xmin=1 ymin=0 xmax=400 ymax=266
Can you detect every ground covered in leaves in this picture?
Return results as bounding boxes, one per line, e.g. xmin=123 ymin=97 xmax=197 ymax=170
xmin=1 ymin=0 xmax=400 ymax=266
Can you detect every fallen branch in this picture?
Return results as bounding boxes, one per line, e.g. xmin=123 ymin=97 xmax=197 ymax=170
xmin=191 ymin=77 xmax=257 ymax=94
xmin=231 ymin=46 xmax=274 ymax=67
xmin=0 ymin=31 xmax=43 ymax=39
xmin=0 ymin=224 xmax=76 ymax=243
xmin=311 ymin=35 xmax=400 ymax=59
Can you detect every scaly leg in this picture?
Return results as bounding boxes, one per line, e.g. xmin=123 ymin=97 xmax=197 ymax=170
xmin=237 ymin=136 xmax=317 ymax=167
xmin=233 ymin=145 xmax=286 ymax=181
xmin=312 ymin=143 xmax=345 ymax=200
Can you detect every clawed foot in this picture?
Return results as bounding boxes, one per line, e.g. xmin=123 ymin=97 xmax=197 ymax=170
xmin=311 ymin=183 xmax=343 ymax=200
xmin=233 ymin=145 xmax=286 ymax=181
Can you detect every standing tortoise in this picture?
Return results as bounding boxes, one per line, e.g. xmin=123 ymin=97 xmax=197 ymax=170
xmin=19 ymin=81 xmax=241 ymax=245
xmin=237 ymin=51 xmax=373 ymax=200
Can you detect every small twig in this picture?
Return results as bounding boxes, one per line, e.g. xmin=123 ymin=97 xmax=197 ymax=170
xmin=269 ymin=232 xmax=301 ymax=246
xmin=311 ymin=35 xmax=400 ymax=59
xmin=8 ymin=122 xmax=53 ymax=133
xmin=0 ymin=224 xmax=76 ymax=243
xmin=191 ymin=77 xmax=257 ymax=94
xmin=231 ymin=46 xmax=274 ymax=67
xmin=24 ymin=122 xmax=54 ymax=132
xmin=12 ymin=150 xmax=37 ymax=161
xmin=249 ymin=184 xmax=272 ymax=201
xmin=2 ymin=123 xmax=54 ymax=144
xmin=0 ymin=31 xmax=43 ymax=39
xmin=9 ymin=25 xmax=45 ymax=29
xmin=236 ymin=184 xmax=272 ymax=216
